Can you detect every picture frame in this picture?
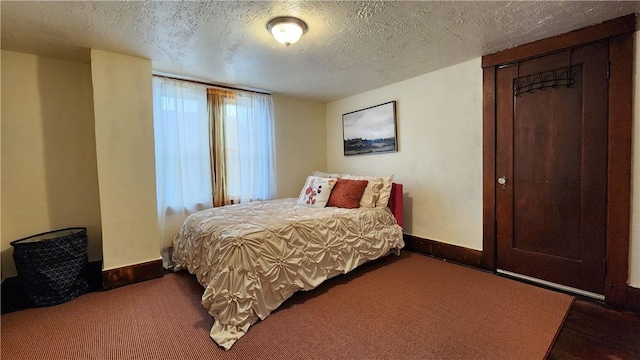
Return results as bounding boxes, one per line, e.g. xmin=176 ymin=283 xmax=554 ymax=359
xmin=342 ymin=101 xmax=397 ymax=156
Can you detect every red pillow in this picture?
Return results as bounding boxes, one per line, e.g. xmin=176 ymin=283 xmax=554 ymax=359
xmin=327 ymin=179 xmax=369 ymax=209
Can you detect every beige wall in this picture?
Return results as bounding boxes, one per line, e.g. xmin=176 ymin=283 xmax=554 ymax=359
xmin=3 ymin=42 xmax=636 ymax=288
xmin=1 ymin=50 xmax=102 ymax=279
xmin=326 ymin=58 xmax=483 ymax=250
xmin=90 ymin=50 xmax=160 ymax=271
xmin=0 ymin=50 xmax=324 ymax=277
xmin=273 ymin=94 xmax=327 ymax=198
xmin=328 ymin=50 xmax=640 ymax=288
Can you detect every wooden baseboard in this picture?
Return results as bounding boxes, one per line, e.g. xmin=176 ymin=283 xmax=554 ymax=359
xmin=404 ymin=234 xmax=483 ymax=269
xmin=102 ymin=259 xmax=163 ymax=290
xmin=628 ymin=286 xmax=640 ymax=313
xmin=87 ymin=260 xmax=103 ymax=291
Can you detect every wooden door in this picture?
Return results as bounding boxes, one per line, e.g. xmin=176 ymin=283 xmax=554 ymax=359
xmin=496 ymin=41 xmax=609 ymax=294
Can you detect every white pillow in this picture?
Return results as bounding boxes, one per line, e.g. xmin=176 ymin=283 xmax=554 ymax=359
xmin=297 ymin=176 xmax=337 ymax=207
xmin=311 ymin=170 xmax=343 ymax=179
xmin=343 ymin=174 xmax=394 ymax=208
xmin=342 ymin=175 xmax=382 ymax=208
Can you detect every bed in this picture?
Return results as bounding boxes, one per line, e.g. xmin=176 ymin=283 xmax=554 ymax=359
xmin=171 ymin=178 xmax=404 ymax=350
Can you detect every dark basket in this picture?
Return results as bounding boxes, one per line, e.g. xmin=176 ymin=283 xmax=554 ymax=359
xmin=10 ymin=227 xmax=89 ymax=307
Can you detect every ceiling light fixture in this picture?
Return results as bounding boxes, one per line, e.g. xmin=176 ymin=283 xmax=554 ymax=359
xmin=267 ymin=16 xmax=308 ymax=47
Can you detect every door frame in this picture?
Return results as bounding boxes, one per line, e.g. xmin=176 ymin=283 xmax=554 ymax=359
xmin=481 ymin=14 xmax=636 ymax=308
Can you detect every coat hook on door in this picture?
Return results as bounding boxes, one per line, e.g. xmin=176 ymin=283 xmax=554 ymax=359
xmin=513 ymin=50 xmax=575 ymax=96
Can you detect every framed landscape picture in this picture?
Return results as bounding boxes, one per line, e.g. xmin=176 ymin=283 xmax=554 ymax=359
xmin=342 ymin=101 xmax=397 ymax=156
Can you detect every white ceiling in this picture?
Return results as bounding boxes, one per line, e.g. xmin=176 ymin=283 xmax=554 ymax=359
xmin=2 ymin=1 xmax=639 ymax=102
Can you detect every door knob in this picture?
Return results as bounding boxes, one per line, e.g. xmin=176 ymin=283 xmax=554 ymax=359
xmin=497 ymin=176 xmax=507 ymax=185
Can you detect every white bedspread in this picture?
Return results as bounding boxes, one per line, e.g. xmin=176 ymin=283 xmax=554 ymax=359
xmin=172 ymin=198 xmax=404 ymax=349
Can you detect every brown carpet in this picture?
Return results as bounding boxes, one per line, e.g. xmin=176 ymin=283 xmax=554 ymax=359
xmin=1 ymin=252 xmax=573 ymax=359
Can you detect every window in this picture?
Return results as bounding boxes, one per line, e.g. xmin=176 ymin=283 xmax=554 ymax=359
xmin=153 ymin=77 xmax=211 ymax=267
xmin=211 ymin=90 xmax=276 ymax=205
xmin=153 ymin=79 xmax=212 ymax=213
xmin=153 ymin=77 xmax=276 ymax=266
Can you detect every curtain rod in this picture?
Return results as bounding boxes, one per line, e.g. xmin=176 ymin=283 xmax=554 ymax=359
xmin=152 ymin=74 xmax=271 ymax=96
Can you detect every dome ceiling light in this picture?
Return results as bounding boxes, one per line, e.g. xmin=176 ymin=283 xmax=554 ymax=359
xmin=267 ymin=16 xmax=308 ymax=47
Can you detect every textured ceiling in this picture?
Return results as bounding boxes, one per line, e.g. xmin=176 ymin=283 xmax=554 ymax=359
xmin=2 ymin=1 xmax=639 ymax=102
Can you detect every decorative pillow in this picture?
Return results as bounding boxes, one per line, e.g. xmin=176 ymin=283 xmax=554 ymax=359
xmin=343 ymin=174 xmax=384 ymax=208
xmin=375 ymin=175 xmax=394 ymax=207
xmin=326 ymin=179 xmax=369 ymax=209
xmin=311 ymin=170 xmax=343 ymax=179
xmin=297 ymin=176 xmax=336 ymax=207
xmin=343 ymin=174 xmax=394 ymax=207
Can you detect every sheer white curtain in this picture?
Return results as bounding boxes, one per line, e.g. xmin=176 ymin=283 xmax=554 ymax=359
xmin=220 ymin=91 xmax=276 ymax=203
xmin=153 ymin=77 xmax=212 ymax=267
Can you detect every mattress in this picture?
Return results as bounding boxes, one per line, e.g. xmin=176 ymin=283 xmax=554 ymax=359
xmin=172 ymin=198 xmax=404 ymax=349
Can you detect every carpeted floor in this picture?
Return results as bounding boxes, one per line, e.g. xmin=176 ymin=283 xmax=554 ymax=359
xmin=1 ymin=252 xmax=573 ymax=359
